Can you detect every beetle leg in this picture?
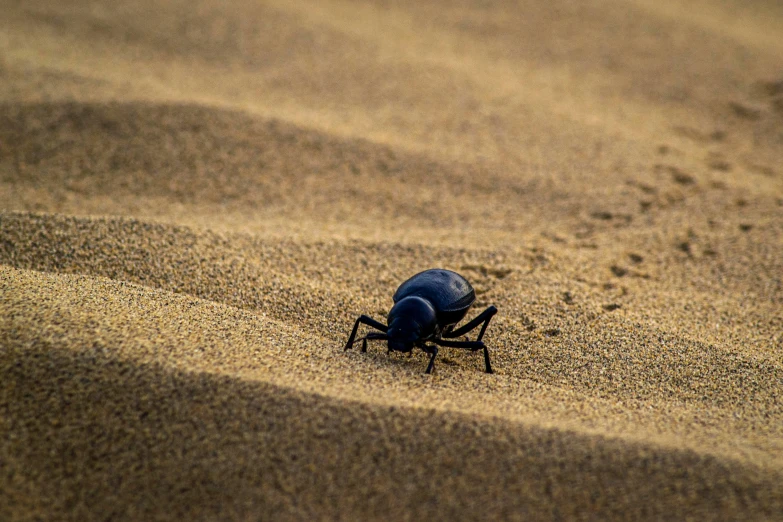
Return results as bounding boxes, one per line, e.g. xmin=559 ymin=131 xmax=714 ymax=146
xmin=360 ymin=332 xmax=388 ymax=352
xmin=422 ymin=344 xmax=439 ymax=374
xmin=483 ymin=344 xmax=493 ymax=374
xmin=348 ymin=331 xmax=388 ymax=352
xmin=432 ymin=338 xmax=483 ymax=349
xmin=432 ymin=338 xmax=493 ymax=374
xmin=344 ymin=315 xmax=388 ymax=351
xmin=442 ymin=306 xmax=497 ymax=342
xmin=443 ymin=325 xmax=469 ymax=342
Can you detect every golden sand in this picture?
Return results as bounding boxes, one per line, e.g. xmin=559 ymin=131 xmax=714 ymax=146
xmin=1 ymin=0 xmax=782 ymax=519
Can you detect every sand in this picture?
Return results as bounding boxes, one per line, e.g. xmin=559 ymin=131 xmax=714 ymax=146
xmin=1 ymin=0 xmax=782 ymax=519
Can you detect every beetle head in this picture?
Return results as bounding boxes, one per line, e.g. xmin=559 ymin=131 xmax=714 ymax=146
xmin=386 ymin=296 xmax=437 ymax=353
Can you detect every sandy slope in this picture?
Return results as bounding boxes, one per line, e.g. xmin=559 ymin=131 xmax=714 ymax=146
xmin=1 ymin=0 xmax=782 ymax=520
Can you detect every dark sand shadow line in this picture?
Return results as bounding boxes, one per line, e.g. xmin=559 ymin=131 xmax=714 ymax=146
xmin=0 ymin=100 xmax=520 ymax=207
xmin=3 ymin=341 xmax=782 ymax=521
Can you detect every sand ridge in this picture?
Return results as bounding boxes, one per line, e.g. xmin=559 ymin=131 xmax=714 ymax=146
xmin=2 ymin=0 xmax=783 ymax=519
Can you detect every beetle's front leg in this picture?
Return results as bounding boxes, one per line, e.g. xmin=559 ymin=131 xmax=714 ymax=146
xmin=344 ymin=315 xmax=388 ymax=351
xmin=421 ymin=344 xmax=439 ymax=374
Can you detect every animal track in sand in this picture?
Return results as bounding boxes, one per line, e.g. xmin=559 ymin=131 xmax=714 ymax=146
xmin=728 ymin=101 xmax=763 ymax=121
xmin=628 ymin=161 xmax=705 ymax=215
xmin=519 ymin=314 xmax=536 ymax=332
xmin=662 ymin=80 xmax=781 ymax=197
xmin=460 ymin=263 xmax=514 ymax=301
xmin=627 ymin=180 xmax=657 ymax=195
xmin=671 ymin=126 xmax=726 ymax=143
xmin=610 ymin=265 xmax=628 ymax=278
xmin=677 ymin=240 xmax=693 ymax=257
xmin=591 ymin=211 xmax=613 ymax=221
xmin=589 ymin=211 xmax=633 ymax=226
xmin=744 ymin=163 xmax=776 ymax=178
xmin=654 ymin=164 xmax=696 ymax=186
xmin=705 ymin=152 xmax=732 ymax=172
xmin=609 ymin=264 xmax=649 ymax=280
xmin=460 ymin=264 xmax=513 ymax=280
xmin=672 ymin=227 xmax=722 ymax=261
xmin=757 ymin=79 xmax=783 ymax=97
xmin=601 ymin=282 xmax=628 ymax=298
xmin=750 ymin=78 xmax=783 ymax=116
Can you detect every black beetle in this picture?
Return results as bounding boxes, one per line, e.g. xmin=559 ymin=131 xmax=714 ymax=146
xmin=344 ymin=268 xmax=498 ymax=374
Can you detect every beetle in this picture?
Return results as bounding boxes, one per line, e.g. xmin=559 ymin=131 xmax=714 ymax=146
xmin=343 ymin=268 xmax=498 ymax=374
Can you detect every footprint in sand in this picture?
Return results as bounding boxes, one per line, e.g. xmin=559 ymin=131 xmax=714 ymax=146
xmin=610 ymin=265 xmax=628 ymax=277
xmin=656 ymin=164 xmax=696 ymax=186
xmin=705 ymin=152 xmax=732 ymax=172
xmin=460 ymin=264 xmax=513 ymax=298
xmin=753 ymin=78 xmax=783 ymax=115
xmin=726 ymin=78 xmax=783 ymax=122
xmin=728 ymin=101 xmax=763 ymax=121
xmin=671 ymin=126 xmax=726 ymax=143
xmin=745 ymin=163 xmax=777 ymax=178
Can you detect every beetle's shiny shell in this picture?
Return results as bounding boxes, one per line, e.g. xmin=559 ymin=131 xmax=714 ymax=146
xmin=392 ymin=269 xmax=475 ymax=326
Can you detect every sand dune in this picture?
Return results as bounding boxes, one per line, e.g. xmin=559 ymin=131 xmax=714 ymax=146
xmin=3 ymin=265 xmax=781 ymax=520
xmin=2 ymin=0 xmax=783 ymax=520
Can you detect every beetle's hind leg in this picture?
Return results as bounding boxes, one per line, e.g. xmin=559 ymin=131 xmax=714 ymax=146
xmin=344 ymin=315 xmax=388 ymax=351
xmin=440 ymin=305 xmax=497 ymax=373
xmin=443 ymin=306 xmax=497 ymax=342
xmin=432 ymin=338 xmax=493 ymax=374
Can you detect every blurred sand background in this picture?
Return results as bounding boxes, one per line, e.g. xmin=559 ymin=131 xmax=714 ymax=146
xmin=1 ymin=0 xmax=782 ymax=519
